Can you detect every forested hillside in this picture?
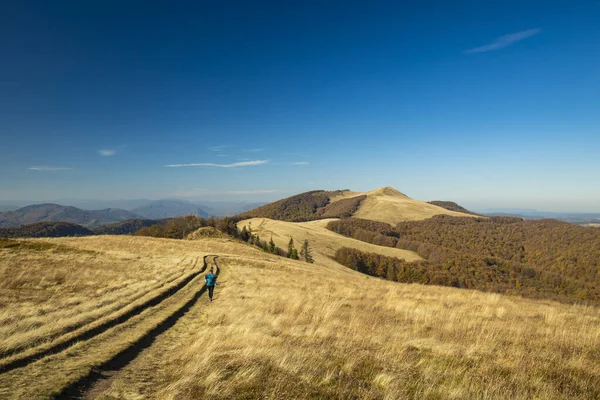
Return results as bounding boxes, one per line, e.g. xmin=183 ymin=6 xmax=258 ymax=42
xmin=0 ymin=222 xmax=94 ymax=238
xmin=134 ymin=215 xmax=238 ymax=239
xmin=328 ymin=216 xmax=600 ymax=305
xmin=237 ymin=190 xmax=366 ymax=221
xmin=93 ymin=218 xmax=164 ymax=235
xmin=427 ymin=201 xmax=480 ymax=215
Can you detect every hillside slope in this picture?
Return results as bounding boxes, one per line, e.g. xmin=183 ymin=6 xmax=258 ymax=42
xmin=93 ymin=218 xmax=165 ymax=235
xmin=239 ymin=187 xmax=476 ymax=224
xmin=428 ymin=200 xmax=480 ymax=215
xmin=1 ymin=235 xmax=599 ymax=399
xmin=351 ymin=187 xmax=477 ymax=224
xmin=0 ymin=204 xmax=139 ymax=228
xmin=0 ymin=222 xmax=95 ymax=238
xmin=327 ymin=215 xmax=600 ymax=305
xmin=238 ymin=217 xmax=422 ymax=268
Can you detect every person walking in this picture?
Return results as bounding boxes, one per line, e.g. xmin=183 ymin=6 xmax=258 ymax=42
xmin=205 ymin=267 xmax=217 ymax=302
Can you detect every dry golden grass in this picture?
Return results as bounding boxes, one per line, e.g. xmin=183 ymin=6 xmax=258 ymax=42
xmin=339 ymin=186 xmax=478 ymax=224
xmin=147 ymin=251 xmax=600 ymax=400
xmin=238 ymin=217 xmax=423 ymax=268
xmin=0 ymin=236 xmax=239 ymax=399
xmin=0 ymin=236 xmax=203 ymax=358
xmin=2 ymin=235 xmax=600 ymax=399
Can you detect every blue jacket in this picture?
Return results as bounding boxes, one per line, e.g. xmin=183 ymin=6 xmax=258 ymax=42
xmin=205 ymin=273 xmax=217 ymax=286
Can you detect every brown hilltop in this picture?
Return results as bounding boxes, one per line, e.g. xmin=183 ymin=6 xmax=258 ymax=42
xmin=239 ymin=186 xmax=477 ymax=225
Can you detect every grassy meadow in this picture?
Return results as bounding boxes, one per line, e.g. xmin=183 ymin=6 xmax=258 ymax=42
xmin=0 ymin=235 xmax=599 ymax=399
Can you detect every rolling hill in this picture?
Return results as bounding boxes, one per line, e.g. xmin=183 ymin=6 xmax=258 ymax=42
xmin=238 ymin=186 xmax=476 ymax=224
xmin=0 ymin=222 xmax=95 ymax=238
xmin=427 ymin=200 xmax=480 ymax=215
xmin=238 ymin=218 xmax=422 ymax=269
xmin=348 ymin=187 xmax=477 ymax=224
xmin=93 ymin=218 xmax=166 ymax=235
xmin=1 ymin=234 xmax=599 ymax=399
xmin=0 ymin=204 xmax=139 ymax=228
xmin=2 ymin=187 xmax=599 ymax=398
xmin=132 ymin=200 xmax=209 ymax=219
xmin=236 ymin=186 xmax=600 ymax=306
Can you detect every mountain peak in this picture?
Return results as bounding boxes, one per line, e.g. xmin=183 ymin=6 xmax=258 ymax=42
xmin=368 ymin=187 xmax=409 ymax=198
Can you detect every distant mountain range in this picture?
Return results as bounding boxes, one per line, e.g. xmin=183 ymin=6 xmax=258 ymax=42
xmin=0 ymin=204 xmax=139 ymax=229
xmin=0 ymin=198 xmax=269 ymax=229
xmin=0 ymin=199 xmax=266 ymax=218
xmin=131 ymin=200 xmax=208 ymax=219
xmin=0 ymin=200 xmax=209 ymax=229
xmin=0 ymin=221 xmax=95 ymax=238
xmin=480 ymin=209 xmax=600 ymax=224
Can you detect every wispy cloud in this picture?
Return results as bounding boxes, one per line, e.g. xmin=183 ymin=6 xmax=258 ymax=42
xmin=464 ymin=28 xmax=541 ymax=54
xmin=28 ymin=166 xmax=73 ymax=171
xmin=208 ymin=146 xmax=226 ymax=152
xmin=165 ymin=160 xmax=268 ymax=168
xmin=292 ymin=161 xmax=309 ymax=165
xmin=98 ymin=149 xmax=116 ymax=156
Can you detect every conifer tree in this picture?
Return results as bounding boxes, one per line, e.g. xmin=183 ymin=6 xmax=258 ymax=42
xmin=268 ymin=237 xmax=277 ymax=254
xmin=288 ymin=237 xmax=299 ymax=259
xmin=301 ymin=239 xmax=314 ymax=263
xmin=247 ymin=222 xmax=253 ymax=241
xmin=240 ymin=226 xmax=250 ymax=242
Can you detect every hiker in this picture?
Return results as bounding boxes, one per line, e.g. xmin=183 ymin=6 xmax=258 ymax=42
xmin=205 ymin=267 xmax=217 ymax=302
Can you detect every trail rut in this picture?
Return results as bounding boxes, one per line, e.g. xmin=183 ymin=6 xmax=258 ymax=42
xmin=0 ymin=256 xmax=206 ymax=375
xmin=56 ymin=255 xmax=221 ymax=399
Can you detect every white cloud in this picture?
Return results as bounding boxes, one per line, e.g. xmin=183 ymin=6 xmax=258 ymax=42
xmin=464 ymin=28 xmax=541 ymax=53
xmin=293 ymin=161 xmax=309 ymax=165
xmin=98 ymin=149 xmax=116 ymax=156
xmin=28 ymin=166 xmax=73 ymax=171
xmin=208 ymin=146 xmax=226 ymax=152
xmin=165 ymin=160 xmax=268 ymax=168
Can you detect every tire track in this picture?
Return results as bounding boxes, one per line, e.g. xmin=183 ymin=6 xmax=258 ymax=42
xmin=56 ymin=255 xmax=221 ymax=400
xmin=0 ymin=257 xmax=195 ymax=361
xmin=0 ymin=255 xmax=208 ymax=375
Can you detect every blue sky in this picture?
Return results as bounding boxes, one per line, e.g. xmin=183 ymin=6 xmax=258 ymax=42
xmin=0 ymin=1 xmax=598 ymax=211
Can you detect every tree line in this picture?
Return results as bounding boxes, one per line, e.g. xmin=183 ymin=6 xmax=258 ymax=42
xmin=239 ymin=223 xmax=314 ymax=263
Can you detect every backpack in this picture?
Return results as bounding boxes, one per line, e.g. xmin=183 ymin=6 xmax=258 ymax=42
xmin=205 ymin=273 xmax=216 ymax=286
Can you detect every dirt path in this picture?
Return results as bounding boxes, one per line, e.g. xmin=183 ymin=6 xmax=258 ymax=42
xmin=0 ymin=256 xmax=204 ymax=375
xmin=0 ymin=256 xmax=219 ymax=399
xmin=78 ymin=256 xmax=223 ymax=399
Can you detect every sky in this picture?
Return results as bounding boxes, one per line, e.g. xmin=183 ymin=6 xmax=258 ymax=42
xmin=0 ymin=1 xmax=599 ymax=212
